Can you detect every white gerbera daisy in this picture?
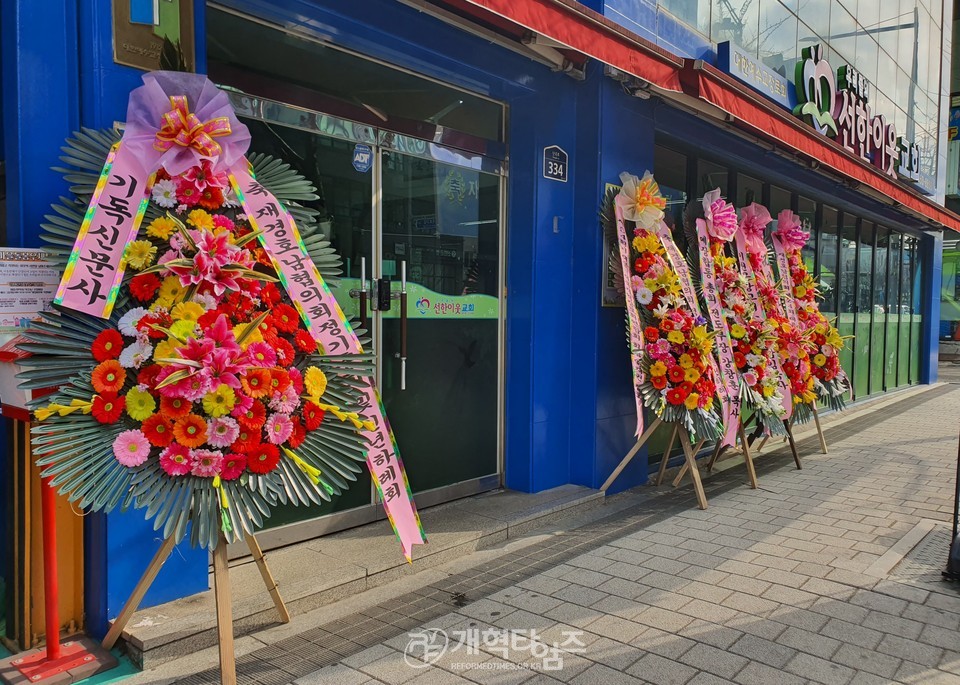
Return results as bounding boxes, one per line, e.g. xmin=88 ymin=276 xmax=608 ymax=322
xmin=151 ymin=179 xmax=177 ymax=208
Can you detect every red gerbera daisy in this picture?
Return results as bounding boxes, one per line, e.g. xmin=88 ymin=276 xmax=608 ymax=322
xmin=644 ymin=326 xmax=660 ymax=343
xmin=235 ymin=400 xmax=266 ymax=430
xmin=260 ymin=283 xmax=281 ymax=307
xmin=273 ymin=338 xmax=295 ymax=366
xmin=159 ymin=395 xmax=192 ymax=419
xmin=294 ymin=329 xmax=316 ymax=353
xmin=197 ymin=186 xmax=224 ymax=210
xmin=129 ymin=273 xmax=162 ymax=302
xmin=246 ymin=443 xmax=280 ymax=474
xmin=92 ymin=329 xmax=124 ymax=362
xmin=287 ymin=417 xmax=306 ymax=449
xmin=302 ymin=401 xmax=326 ymax=431
xmin=91 ymin=392 xmax=125 ymax=424
xmin=220 ymin=453 xmax=247 ymax=480
xmin=666 ymin=387 xmax=688 ymax=405
xmin=230 ymin=427 xmax=260 ymax=453
xmin=241 ymin=368 xmax=272 ymax=399
xmin=650 ymin=375 xmax=668 ymax=390
xmin=138 ymin=364 xmax=164 ymax=390
xmin=667 ymin=366 xmax=686 ymax=384
xmin=141 ymin=413 xmax=175 ymax=447
xmin=269 ymin=304 xmax=299 ymax=334
xmin=92 ymin=360 xmax=126 ymax=394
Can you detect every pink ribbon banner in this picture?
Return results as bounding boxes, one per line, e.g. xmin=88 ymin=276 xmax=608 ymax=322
xmin=771 ymin=236 xmax=801 ymax=329
xmin=695 ymin=224 xmax=740 ymax=448
xmin=613 ymin=201 xmax=646 ymax=438
xmin=231 ymin=164 xmax=426 ymax=560
xmin=54 ymin=143 xmax=154 ymax=318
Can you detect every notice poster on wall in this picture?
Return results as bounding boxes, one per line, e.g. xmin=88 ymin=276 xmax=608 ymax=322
xmin=0 ymin=250 xmax=60 ymax=342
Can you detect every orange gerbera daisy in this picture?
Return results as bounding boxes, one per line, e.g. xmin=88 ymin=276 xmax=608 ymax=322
xmin=172 ymin=413 xmax=207 ymax=448
xmin=240 ymin=368 xmax=272 ymax=399
xmin=91 ymin=360 xmax=126 ymax=394
xmin=141 ymin=413 xmax=175 ymax=447
xmin=159 ymin=396 xmax=192 ymax=419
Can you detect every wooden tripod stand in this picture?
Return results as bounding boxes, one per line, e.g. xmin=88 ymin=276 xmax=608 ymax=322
xmin=601 ymin=418 xmax=709 ymax=509
xmin=102 ymin=534 xmax=289 ymax=685
xmin=754 ymin=401 xmax=826 ymax=457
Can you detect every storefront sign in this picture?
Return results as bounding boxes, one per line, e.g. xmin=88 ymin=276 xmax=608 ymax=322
xmin=543 ymin=146 xmax=568 ymax=182
xmin=793 ymin=45 xmax=920 ymax=185
xmin=113 ymin=0 xmax=195 ymax=72
xmin=352 ymin=143 xmax=373 ymax=173
xmin=950 ymin=107 xmax=960 ymax=141
xmin=717 ymin=42 xmax=793 ymax=110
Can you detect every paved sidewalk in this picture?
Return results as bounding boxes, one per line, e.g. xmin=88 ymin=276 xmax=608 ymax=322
xmin=131 ymin=383 xmax=960 ymax=685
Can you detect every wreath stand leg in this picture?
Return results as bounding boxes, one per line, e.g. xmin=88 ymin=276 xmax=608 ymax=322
xmin=784 ymin=420 xmax=802 ymax=470
xmin=654 ymin=424 xmax=680 ymax=486
xmin=600 ymin=417 xmax=662 ymax=492
xmin=101 ymin=532 xmax=289 ymax=685
xmin=212 ymin=536 xmax=236 ymax=685
xmin=739 ymin=423 xmax=759 ymax=489
xmin=811 ymin=402 xmax=828 ymax=454
xmin=676 ymin=432 xmax=708 ymax=509
xmin=705 ymin=440 xmax=726 ymax=472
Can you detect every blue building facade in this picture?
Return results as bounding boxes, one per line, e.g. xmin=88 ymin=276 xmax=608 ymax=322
xmin=0 ymin=0 xmax=953 ymax=640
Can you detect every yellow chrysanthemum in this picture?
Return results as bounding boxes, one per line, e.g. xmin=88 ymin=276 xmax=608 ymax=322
xmin=762 ymin=385 xmax=775 ymax=397
xmin=813 ymin=353 xmax=827 ymax=367
xmin=171 ymin=301 xmax=205 ymax=322
xmin=170 ymin=319 xmax=198 ymax=340
xmin=678 ymin=354 xmax=693 ymax=369
xmin=730 ymin=324 xmax=746 ymax=339
xmin=794 ymin=285 xmax=808 ymax=298
xmin=231 ymin=323 xmax=263 ymax=349
xmin=667 ymin=330 xmax=685 ymax=344
xmin=684 ymin=393 xmax=700 ymax=411
xmin=202 ymin=384 xmax=236 ymax=418
xmin=187 ymin=209 xmax=214 ymax=231
xmin=684 ymin=368 xmax=700 ymax=383
xmin=125 ymin=240 xmax=157 ymax=271
xmin=649 ymin=361 xmax=667 ymax=377
xmin=304 ymin=367 xmax=328 ymax=398
xmin=153 ymin=339 xmax=179 ymax=364
xmin=125 ymin=387 xmax=156 ymax=421
xmin=146 ymin=216 xmax=177 ymax=239
xmin=157 ymin=277 xmax=184 ymax=305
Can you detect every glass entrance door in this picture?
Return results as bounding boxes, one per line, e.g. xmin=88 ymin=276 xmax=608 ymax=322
xmin=376 ymin=149 xmax=502 ymax=498
xmin=236 ymin=100 xmax=504 ymax=536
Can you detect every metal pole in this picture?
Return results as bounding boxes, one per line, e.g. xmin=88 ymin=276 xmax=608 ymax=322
xmin=40 ymin=477 xmax=60 ymax=660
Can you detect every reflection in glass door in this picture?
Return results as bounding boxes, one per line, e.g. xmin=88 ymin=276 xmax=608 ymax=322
xmin=377 ymin=151 xmax=501 ymax=495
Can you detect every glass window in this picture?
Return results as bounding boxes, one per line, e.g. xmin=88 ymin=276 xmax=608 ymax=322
xmin=660 ymin=0 xmax=711 ymax=37
xmin=855 ymin=222 xmax=874 ymax=397
xmin=829 ymin=3 xmax=858 ymax=65
xmin=838 ymin=212 xmax=858 ymax=394
xmin=876 ymin=3 xmax=902 ymax=63
xmin=759 ymin=2 xmax=798 ymax=75
xmin=885 ymin=233 xmax=901 ymax=388
xmin=697 ymin=159 xmax=728 ymax=198
xmin=915 ymin=7 xmax=931 ymax=96
xmin=797 ymin=196 xmax=816 ymax=273
xmin=712 ymin=0 xmax=759 ymax=55
xmin=910 ymin=237 xmax=923 ymax=383
xmin=737 ymin=173 xmax=763 ymax=206
xmin=819 ymin=206 xmax=839 ymax=315
xmin=871 ymin=228 xmax=889 ymax=393
xmin=797 ymin=0 xmax=830 ymax=50
xmin=654 ymin=144 xmax=689 ymax=235
xmin=854 ymin=34 xmax=879 ymax=88
xmin=898 ymin=234 xmax=914 ymax=384
xmin=769 ymin=186 xmax=791 ymax=216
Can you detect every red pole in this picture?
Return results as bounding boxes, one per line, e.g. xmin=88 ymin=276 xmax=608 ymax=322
xmin=40 ymin=476 xmax=61 ymax=660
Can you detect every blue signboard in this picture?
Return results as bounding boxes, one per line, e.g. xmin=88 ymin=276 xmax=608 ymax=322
xmin=543 ymin=145 xmax=568 ymax=182
xmin=352 ymin=143 xmax=373 ymax=173
xmin=950 ymin=107 xmax=960 ymax=141
xmin=717 ymin=42 xmax=795 ymax=111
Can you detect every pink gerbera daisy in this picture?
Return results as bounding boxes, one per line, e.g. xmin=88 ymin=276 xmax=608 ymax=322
xmin=207 ymin=416 xmax=241 ymax=448
xmin=264 ymin=412 xmax=293 ymax=445
xmin=113 ymin=429 xmax=151 ymax=467
xmin=288 ymin=367 xmax=304 ymax=394
xmin=190 ymin=449 xmax=223 ymax=478
xmin=220 ymin=453 xmax=247 ymax=481
xmin=268 ymin=386 xmax=300 ymax=414
xmin=159 ymin=444 xmax=192 ymax=476
xmin=246 ymin=342 xmax=277 ymax=368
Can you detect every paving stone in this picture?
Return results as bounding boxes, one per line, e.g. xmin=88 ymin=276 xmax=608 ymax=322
xmin=733 ymin=661 xmax=806 ymax=685
xmin=294 ymin=664 xmax=371 ymax=685
xmin=626 ymin=653 xmax=698 ymax=685
xmin=765 ymin=607 xmax=829 ymax=633
xmin=678 ymin=642 xmax=750 ymax=680
xmin=905 ymin=603 xmax=960 ymax=631
xmin=584 ymin=614 xmax=646 ymax=643
xmin=799 ymin=578 xmax=857 ymax=600
xmin=896 ymin=659 xmax=960 ymax=685
xmin=719 ymin=592 xmax=780 ymax=617
xmin=832 ymin=644 xmax=901 ymax=678
xmin=809 ymin=597 xmax=870 ymax=624
xmin=921 ymin=623 xmax=960 ymax=651
xmin=870 ymin=580 xmax=930 ymax=604
xmin=630 ymin=627 xmax=697 ymax=661
xmin=778 ymin=626 xmax=842 ymax=660
xmin=727 ymin=633 xmax=797 ymax=669
xmin=848 ymin=590 xmax=908 ymax=616
xmin=784 ymin=651 xmax=856 ymax=685
xmin=634 ymin=606 xmax=695 ymax=633
xmin=760 ymin=584 xmax=819 ymax=608
xmin=877 ymin=632 xmax=943 ymax=667
xmin=677 ymin=599 xmax=740 ymax=625
xmin=860 ymin=610 xmax=924 ymax=640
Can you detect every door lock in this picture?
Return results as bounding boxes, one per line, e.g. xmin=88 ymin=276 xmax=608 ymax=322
xmin=374 ymin=278 xmax=392 ymax=311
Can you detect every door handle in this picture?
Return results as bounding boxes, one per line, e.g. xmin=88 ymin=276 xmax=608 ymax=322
xmin=359 ymin=257 xmax=368 ymax=331
xmin=399 ymin=261 xmax=407 ymax=390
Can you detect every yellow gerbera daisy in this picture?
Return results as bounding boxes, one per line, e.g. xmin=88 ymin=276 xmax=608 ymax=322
xmin=125 ymin=387 xmax=156 ymax=421
xmin=125 ymin=240 xmax=157 ymax=271
xmin=304 ymin=366 xmax=328 ymax=398
xmin=171 ymin=301 xmax=205 ymax=322
xmin=146 ymin=216 xmax=177 ymax=239
xmin=202 ymin=384 xmax=236 ymax=418
xmin=157 ymin=277 xmax=185 ymax=305
xmin=187 ymin=209 xmax=214 ymax=231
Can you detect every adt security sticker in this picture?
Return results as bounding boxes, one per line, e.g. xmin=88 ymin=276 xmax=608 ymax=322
xmin=352 ymin=144 xmax=373 ymax=173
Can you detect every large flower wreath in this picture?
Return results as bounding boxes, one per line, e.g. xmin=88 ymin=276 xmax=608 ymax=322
xmin=614 ymin=173 xmax=721 ymax=440
xmin=771 ymin=214 xmax=850 ymax=410
xmin=740 ymin=206 xmax=818 ymax=423
xmin=694 ymin=194 xmax=788 ymax=435
xmin=20 ymin=129 xmax=374 ymax=550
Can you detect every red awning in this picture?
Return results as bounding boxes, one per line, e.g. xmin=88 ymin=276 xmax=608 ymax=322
xmin=686 ymin=61 xmax=960 ymax=232
xmin=451 ymin=0 xmax=684 ymax=93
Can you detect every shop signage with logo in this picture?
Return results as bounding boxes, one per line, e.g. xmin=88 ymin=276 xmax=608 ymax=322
xmin=717 ymin=42 xmax=794 ymax=110
xmin=793 ymin=45 xmax=920 ymax=184
xmin=352 ymin=143 xmax=373 ymax=173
